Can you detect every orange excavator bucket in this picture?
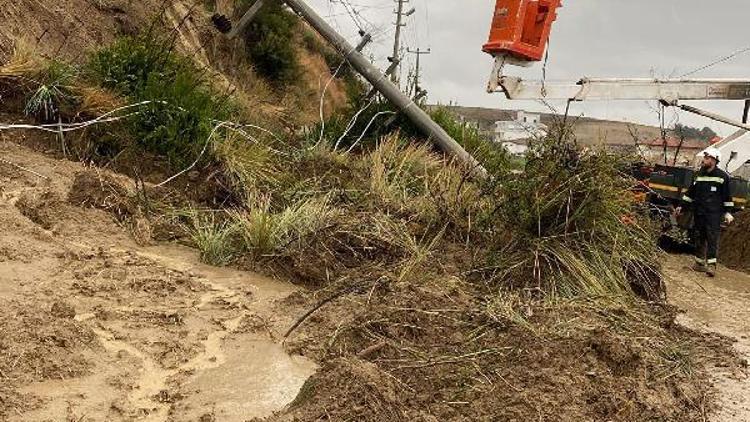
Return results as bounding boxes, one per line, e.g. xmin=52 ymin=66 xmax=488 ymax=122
xmin=483 ymin=0 xmax=562 ymax=62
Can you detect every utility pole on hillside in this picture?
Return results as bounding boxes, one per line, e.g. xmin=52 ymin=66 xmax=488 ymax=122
xmin=212 ymin=0 xmax=487 ymax=177
xmin=407 ymin=47 xmax=430 ymax=98
xmin=390 ymin=0 xmax=414 ymax=86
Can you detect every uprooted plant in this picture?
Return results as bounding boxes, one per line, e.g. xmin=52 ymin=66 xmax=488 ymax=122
xmin=478 ymin=131 xmax=664 ymax=299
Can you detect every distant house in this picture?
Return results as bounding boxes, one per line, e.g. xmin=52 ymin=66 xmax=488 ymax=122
xmin=638 ymin=137 xmax=709 ymax=166
xmin=430 ymin=105 xmax=665 ymax=152
xmin=493 ymin=111 xmax=548 ymax=142
xmin=492 ymin=111 xmax=547 ymax=156
xmin=501 ymin=138 xmax=529 ymax=156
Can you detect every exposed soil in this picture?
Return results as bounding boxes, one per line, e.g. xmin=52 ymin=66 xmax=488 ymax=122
xmin=0 ymin=139 xmax=315 ymax=421
xmin=269 ymin=275 xmax=744 ymax=422
xmin=0 ymin=0 xmax=151 ymax=63
xmin=720 ymin=210 xmax=750 ymax=273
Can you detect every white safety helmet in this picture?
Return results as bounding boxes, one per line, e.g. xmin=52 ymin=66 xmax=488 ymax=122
xmin=703 ymin=146 xmax=721 ymax=163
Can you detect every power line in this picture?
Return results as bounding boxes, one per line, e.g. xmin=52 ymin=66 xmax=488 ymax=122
xmin=680 ymin=45 xmax=750 ymax=78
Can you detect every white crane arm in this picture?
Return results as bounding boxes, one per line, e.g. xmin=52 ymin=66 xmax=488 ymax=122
xmin=495 ymin=76 xmax=750 ymax=102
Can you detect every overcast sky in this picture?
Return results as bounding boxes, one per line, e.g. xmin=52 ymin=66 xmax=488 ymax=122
xmin=306 ymin=0 xmax=750 ymax=136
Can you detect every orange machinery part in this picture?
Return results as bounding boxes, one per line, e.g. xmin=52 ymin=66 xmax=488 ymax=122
xmin=483 ymin=0 xmax=562 ymax=62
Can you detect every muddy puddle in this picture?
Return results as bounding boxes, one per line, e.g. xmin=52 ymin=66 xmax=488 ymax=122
xmin=172 ymin=337 xmax=316 ymax=421
xmin=117 ymin=245 xmax=315 ymax=421
xmin=9 ymin=242 xmax=316 ymax=422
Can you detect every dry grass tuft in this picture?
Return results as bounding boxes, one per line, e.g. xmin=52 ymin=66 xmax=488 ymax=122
xmin=368 ymin=135 xmax=443 ymax=210
xmin=232 ymin=194 xmax=337 ymax=257
xmin=185 ymin=211 xmax=238 ymax=266
xmin=73 ymin=85 xmax=124 ymax=117
xmin=213 ymin=131 xmax=281 ymax=200
xmin=0 ymin=38 xmax=44 ymax=79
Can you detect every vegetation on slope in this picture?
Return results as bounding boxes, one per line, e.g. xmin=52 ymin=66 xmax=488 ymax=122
xmin=88 ymin=34 xmax=233 ymax=166
xmin=242 ymin=1 xmax=301 ymax=83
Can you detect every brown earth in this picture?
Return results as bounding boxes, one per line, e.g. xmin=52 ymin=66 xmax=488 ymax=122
xmin=721 ymin=210 xmax=750 ymax=273
xmin=271 ymin=277 xmax=743 ymax=422
xmin=0 ymin=138 xmax=316 ymax=421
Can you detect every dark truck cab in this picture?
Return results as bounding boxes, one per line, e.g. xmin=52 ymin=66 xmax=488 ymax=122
xmin=646 ymin=165 xmax=749 ymax=235
xmin=648 ymin=165 xmax=749 ymax=209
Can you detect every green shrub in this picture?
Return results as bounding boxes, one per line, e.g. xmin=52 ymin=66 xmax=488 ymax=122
xmin=245 ymin=3 xmax=300 ymax=83
xmin=87 ymin=36 xmax=230 ymax=166
xmin=429 ymin=107 xmax=511 ymax=173
xmin=24 ymin=61 xmax=76 ymax=122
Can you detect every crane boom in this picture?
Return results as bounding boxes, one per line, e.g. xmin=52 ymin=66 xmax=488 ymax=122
xmin=484 ymin=0 xmax=750 ymax=132
xmin=493 ymin=76 xmax=750 ymax=102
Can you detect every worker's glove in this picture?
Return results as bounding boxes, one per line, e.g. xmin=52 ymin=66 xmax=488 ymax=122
xmin=724 ymin=213 xmax=735 ymax=225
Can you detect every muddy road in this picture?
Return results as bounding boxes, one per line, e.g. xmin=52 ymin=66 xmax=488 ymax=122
xmin=665 ymin=255 xmax=750 ymax=421
xmin=0 ymin=139 xmax=315 ymax=421
xmin=2 ymin=136 xmax=750 ymax=420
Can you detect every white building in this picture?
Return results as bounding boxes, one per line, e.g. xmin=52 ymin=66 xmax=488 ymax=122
xmin=501 ymin=139 xmax=529 ymax=156
xmin=494 ymin=111 xmax=547 ymax=156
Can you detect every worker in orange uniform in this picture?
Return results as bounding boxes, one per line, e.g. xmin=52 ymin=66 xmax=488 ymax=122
xmin=675 ymin=147 xmax=735 ymax=277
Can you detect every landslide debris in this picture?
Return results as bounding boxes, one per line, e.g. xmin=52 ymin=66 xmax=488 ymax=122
xmin=721 ymin=210 xmax=750 ymax=273
xmin=0 ymin=3 xmax=745 ymax=421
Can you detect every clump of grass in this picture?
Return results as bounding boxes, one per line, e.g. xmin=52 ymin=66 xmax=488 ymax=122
xmin=0 ymin=41 xmax=77 ymax=122
xmin=368 ymin=135 xmax=442 ymax=211
xmin=24 ymin=61 xmax=76 ymax=122
xmin=186 ymin=212 xmax=238 ymax=266
xmin=232 ymin=194 xmax=337 ymax=257
xmin=212 ymin=130 xmax=281 ymax=199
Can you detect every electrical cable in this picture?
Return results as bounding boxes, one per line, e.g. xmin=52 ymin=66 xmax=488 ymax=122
xmin=333 ymin=97 xmax=376 ymax=150
xmin=346 ymin=110 xmax=396 ymax=153
xmin=315 ymin=59 xmax=349 ymax=148
xmin=680 ymin=45 xmax=750 ymax=78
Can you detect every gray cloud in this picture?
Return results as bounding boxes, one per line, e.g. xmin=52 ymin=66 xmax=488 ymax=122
xmin=307 ymin=0 xmax=750 ymax=136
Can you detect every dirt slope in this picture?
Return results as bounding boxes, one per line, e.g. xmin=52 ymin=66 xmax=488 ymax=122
xmin=0 ymin=139 xmax=315 ymax=421
xmin=720 ymin=210 xmax=750 ymax=273
xmin=0 ymin=0 xmax=349 ymax=126
xmin=0 ymin=0 xmax=155 ymax=63
xmin=665 ymin=254 xmax=750 ymax=421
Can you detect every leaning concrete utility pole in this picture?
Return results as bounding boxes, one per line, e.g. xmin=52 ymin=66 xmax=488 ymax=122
xmin=283 ymin=0 xmax=486 ymax=175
